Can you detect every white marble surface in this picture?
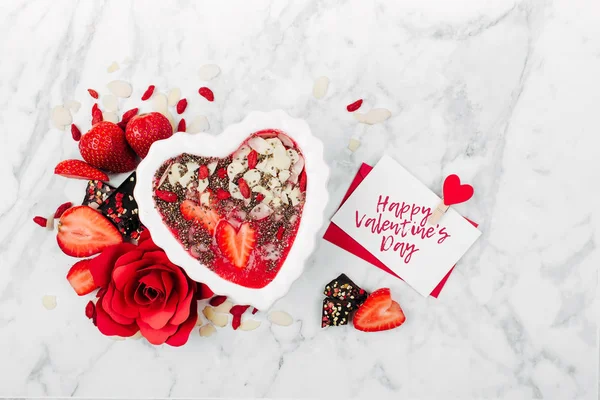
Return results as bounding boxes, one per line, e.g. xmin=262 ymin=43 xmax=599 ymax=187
xmin=0 ymin=0 xmax=598 ymax=398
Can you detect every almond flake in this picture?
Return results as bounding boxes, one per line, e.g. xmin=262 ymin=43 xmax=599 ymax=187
xmin=203 ymin=306 xmax=228 ymax=327
xmin=65 ymin=100 xmax=81 ymax=113
xmin=271 ymin=197 xmax=282 ymax=208
xmin=167 ymin=88 xmax=181 ymax=107
xmin=198 ymin=178 xmax=209 ymax=193
xmin=286 ymin=149 xmax=299 ymax=164
xmin=265 ymin=137 xmax=284 ymax=149
xmin=240 ymin=319 xmax=261 ymax=331
xmin=281 ymin=192 xmax=289 ymax=205
xmin=200 ymin=191 xmax=211 ymax=206
xmin=227 ymin=161 xmax=245 ymax=180
xmin=243 ymin=169 xmax=261 ymax=187
xmin=152 ymin=93 xmax=168 ymax=113
xmin=107 ymin=80 xmax=133 ymax=98
xmin=289 ymin=187 xmax=302 ymax=206
xmin=51 ymin=106 xmax=72 ymax=129
xmin=263 ymin=160 xmax=278 ymax=177
xmin=42 ymin=295 xmax=57 ymax=310
xmin=354 ymin=108 xmax=391 ymax=125
xmin=158 ymin=163 xmax=172 ymax=188
xmin=312 ymin=76 xmax=330 ymax=99
xmin=291 ymin=155 xmax=305 ymax=177
xmin=213 ymin=301 xmax=233 ymax=313
xmin=46 ymin=214 xmax=54 ymax=231
xmin=199 ymin=324 xmax=217 ymax=337
xmin=268 ymin=310 xmax=293 ymax=326
xmin=248 ymin=137 xmax=273 ymax=155
xmin=233 ymin=145 xmax=251 ymax=167
xmin=187 ymin=115 xmax=210 ymax=133
xmin=102 ymin=111 xmax=119 ymax=123
xmin=250 ymin=203 xmax=273 ymax=220
xmin=198 ymin=64 xmax=221 ymax=81
xmin=168 ymin=163 xmax=183 ymax=185
xmin=229 ymin=181 xmax=245 ymax=200
xmin=102 ymin=94 xmax=119 ymax=112
xmin=107 ymin=61 xmax=120 ymax=73
xmin=271 ymin=144 xmax=291 ymax=170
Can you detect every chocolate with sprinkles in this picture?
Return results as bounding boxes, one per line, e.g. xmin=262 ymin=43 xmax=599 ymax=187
xmin=323 ymin=273 xmax=368 ymax=308
xmin=322 ymin=297 xmax=353 ymax=327
xmin=82 ymin=180 xmax=116 ymax=208
xmin=98 ymin=172 xmax=144 ymax=240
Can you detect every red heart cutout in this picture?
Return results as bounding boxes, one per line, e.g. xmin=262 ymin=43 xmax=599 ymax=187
xmin=443 ymin=174 xmax=474 ymax=206
xmin=152 ymin=129 xmax=306 ymax=289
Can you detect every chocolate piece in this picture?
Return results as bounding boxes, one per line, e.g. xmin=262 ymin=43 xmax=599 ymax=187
xmin=82 ymin=180 xmax=116 ymax=208
xmin=322 ymin=297 xmax=353 ymax=327
xmin=323 ymin=273 xmax=368 ymax=307
xmin=98 ymin=172 xmax=144 ymax=240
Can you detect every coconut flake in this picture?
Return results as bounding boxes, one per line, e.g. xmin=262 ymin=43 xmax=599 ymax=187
xmin=187 ymin=115 xmax=210 ymax=133
xmin=354 ymin=108 xmax=391 ymax=125
xmin=203 ymin=306 xmax=228 ymax=327
xmin=312 ymin=76 xmax=329 ymax=99
xmin=158 ymin=163 xmax=172 ymax=188
xmin=250 ymin=203 xmax=273 ymax=220
xmin=263 ymin=160 xmax=278 ymax=177
xmin=278 ymin=133 xmax=294 ymax=148
xmin=198 ymin=178 xmax=209 ymax=193
xmin=248 ymin=137 xmax=273 ymax=155
xmin=233 ymin=145 xmax=251 ymax=167
xmin=278 ymin=170 xmax=291 ymax=184
xmin=42 ymin=295 xmax=57 ymax=310
xmin=229 ymin=181 xmax=245 ymax=200
xmin=243 ymin=169 xmax=261 ymax=187
xmin=268 ymin=177 xmax=281 ymax=189
xmin=199 ymin=64 xmax=221 ymax=81
xmin=51 ymin=106 xmax=72 ymax=129
xmin=106 ymin=61 xmax=120 ymax=73
xmin=199 ymin=324 xmax=217 ymax=337
xmin=268 ymin=310 xmax=293 ymax=326
xmin=102 ymin=111 xmax=119 ymax=123
xmin=107 ymin=80 xmax=133 ymax=98
xmin=271 ymin=144 xmax=291 ymax=170
xmin=289 ymin=187 xmax=302 ymax=206
xmin=207 ymin=160 xmax=218 ymax=176
xmin=291 ymin=155 xmax=305 ymax=177
xmin=227 ymin=161 xmax=245 ymax=180
xmin=167 ymin=88 xmax=181 ymax=107
xmin=286 ymin=149 xmax=299 ymax=164
xmin=168 ymin=163 xmax=183 ymax=185
xmin=281 ymin=192 xmax=289 ymax=205
xmin=200 ymin=191 xmax=211 ymax=206
xmin=240 ymin=319 xmax=261 ymax=331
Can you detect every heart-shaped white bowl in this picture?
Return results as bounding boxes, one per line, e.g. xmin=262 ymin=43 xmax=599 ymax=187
xmin=134 ymin=110 xmax=329 ymax=310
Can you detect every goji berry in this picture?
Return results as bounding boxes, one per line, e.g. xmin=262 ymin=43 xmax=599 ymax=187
xmin=141 ymin=85 xmax=155 ymax=101
xmin=87 ymin=89 xmax=99 ymax=99
xmin=346 ymin=99 xmax=363 ymax=112
xmin=198 ymin=87 xmax=214 ymax=102
xmin=176 ymin=98 xmax=187 ymax=114
xmin=71 ymin=124 xmax=81 ymax=141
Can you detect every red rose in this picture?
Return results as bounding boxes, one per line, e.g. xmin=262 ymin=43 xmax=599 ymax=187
xmin=81 ymin=230 xmax=198 ymax=346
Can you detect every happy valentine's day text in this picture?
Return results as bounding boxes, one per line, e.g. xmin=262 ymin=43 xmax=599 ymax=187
xmin=354 ymin=195 xmax=451 ymax=263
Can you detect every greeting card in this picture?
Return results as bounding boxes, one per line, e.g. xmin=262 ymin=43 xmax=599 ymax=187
xmin=331 ymin=155 xmax=481 ymax=297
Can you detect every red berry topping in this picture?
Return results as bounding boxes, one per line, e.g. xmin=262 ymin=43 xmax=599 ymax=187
xmin=198 ymin=87 xmax=214 ymax=102
xmin=346 ymin=99 xmax=363 ymax=112
xmin=176 ymin=98 xmax=188 ymax=114
xmin=141 ymin=85 xmax=155 ymax=101
xmin=198 ymin=165 xmax=209 ymax=179
xmin=87 ymin=89 xmax=99 ymax=99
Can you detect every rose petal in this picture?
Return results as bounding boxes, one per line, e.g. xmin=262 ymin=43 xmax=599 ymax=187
xmin=123 ymin=281 xmax=138 ymax=306
xmin=96 ymin=295 xmax=138 ymax=337
xmin=161 ymin=271 xmax=174 ymax=298
xmin=112 ymin=258 xmax=153 ymax=291
xmin=196 ymin=283 xmax=214 ymax=300
xmin=169 ymin=287 xmax=194 ymax=325
xmin=110 ymin=287 xmax=139 ymax=319
xmin=137 ymin=316 xmax=179 ymax=345
xmin=134 ymin=283 xmax=154 ymax=305
xmin=103 ymin=284 xmax=136 ymax=325
xmin=139 ymin=270 xmax=165 ymax=295
xmin=165 ymin=303 xmax=198 ymax=347
xmin=88 ymin=243 xmax=137 ymax=287
xmin=139 ymin=290 xmax=178 ymax=330
xmin=140 ymin=250 xmax=172 ymax=265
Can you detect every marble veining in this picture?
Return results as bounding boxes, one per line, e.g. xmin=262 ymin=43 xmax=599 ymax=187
xmin=0 ymin=0 xmax=598 ymax=399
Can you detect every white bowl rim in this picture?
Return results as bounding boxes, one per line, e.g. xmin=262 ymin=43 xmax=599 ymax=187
xmin=134 ymin=110 xmax=329 ymax=310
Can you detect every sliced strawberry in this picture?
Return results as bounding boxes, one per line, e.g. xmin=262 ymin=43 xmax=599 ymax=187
xmin=54 ymin=159 xmax=109 ymax=181
xmin=180 ymin=200 xmax=221 ymax=235
xmin=216 ymin=220 xmax=256 ymax=269
xmin=57 ymin=206 xmax=123 ymax=257
xmin=353 ymin=288 xmax=406 ymax=332
xmin=66 ymin=259 xmax=98 ymax=295
xmin=216 ymin=188 xmax=230 ymax=200
xmin=198 ymin=165 xmax=209 ymax=179
xmin=238 ymin=178 xmax=251 ymax=198
xmin=247 ymin=150 xmax=258 ymax=169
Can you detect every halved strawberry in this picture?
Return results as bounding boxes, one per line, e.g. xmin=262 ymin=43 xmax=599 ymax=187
xmin=54 ymin=159 xmax=109 ymax=181
xmin=66 ymin=259 xmax=98 ymax=295
xmin=180 ymin=200 xmax=221 ymax=235
xmin=57 ymin=206 xmax=123 ymax=257
xmin=216 ymin=220 xmax=256 ymax=269
xmin=353 ymin=288 xmax=406 ymax=332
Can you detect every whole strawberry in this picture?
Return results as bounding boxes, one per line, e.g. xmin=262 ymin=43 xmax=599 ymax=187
xmin=125 ymin=112 xmax=173 ymax=159
xmin=79 ymin=122 xmax=138 ymax=173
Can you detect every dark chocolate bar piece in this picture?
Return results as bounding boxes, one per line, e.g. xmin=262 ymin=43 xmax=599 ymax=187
xmin=82 ymin=180 xmax=116 ymax=208
xmin=323 ymin=273 xmax=368 ymax=307
xmin=322 ymin=297 xmax=353 ymax=328
xmin=98 ymin=172 xmax=144 ymax=240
